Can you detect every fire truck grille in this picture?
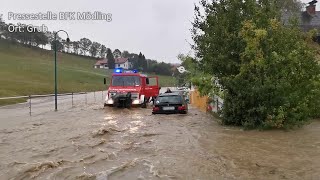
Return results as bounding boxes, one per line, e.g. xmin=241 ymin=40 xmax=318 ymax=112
xmin=131 ymin=93 xmax=139 ymax=99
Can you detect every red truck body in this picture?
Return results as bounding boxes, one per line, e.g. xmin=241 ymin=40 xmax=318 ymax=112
xmin=104 ymin=69 xmax=159 ymax=107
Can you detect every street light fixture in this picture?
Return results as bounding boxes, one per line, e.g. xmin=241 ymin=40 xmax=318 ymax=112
xmin=54 ymin=30 xmax=70 ymax=111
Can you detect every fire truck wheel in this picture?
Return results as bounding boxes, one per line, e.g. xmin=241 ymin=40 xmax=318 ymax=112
xmin=125 ymin=100 xmax=132 ymax=108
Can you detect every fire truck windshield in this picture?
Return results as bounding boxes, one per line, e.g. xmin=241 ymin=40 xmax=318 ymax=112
xmin=112 ymin=76 xmax=141 ymax=86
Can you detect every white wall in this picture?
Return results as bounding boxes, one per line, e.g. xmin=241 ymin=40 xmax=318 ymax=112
xmin=115 ymin=61 xmax=132 ymax=69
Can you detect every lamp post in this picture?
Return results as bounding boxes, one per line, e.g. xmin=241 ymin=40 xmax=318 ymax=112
xmin=54 ymin=30 xmax=70 ymax=111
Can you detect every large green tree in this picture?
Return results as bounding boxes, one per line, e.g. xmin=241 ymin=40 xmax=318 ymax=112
xmin=0 ymin=19 xmax=5 ymax=40
xmin=89 ymin=42 xmax=101 ymax=57
xmin=79 ymin=38 xmax=92 ymax=56
xmin=276 ymin=0 xmax=304 ymax=13
xmin=51 ymin=39 xmax=63 ymax=52
xmin=72 ymin=41 xmax=81 ymax=55
xmin=192 ymin=0 xmax=320 ymax=129
xmin=107 ymin=48 xmax=115 ymax=69
xmin=122 ymin=50 xmax=130 ymax=58
xmin=100 ymin=45 xmax=107 ymax=58
xmin=113 ymin=49 xmax=121 ymax=58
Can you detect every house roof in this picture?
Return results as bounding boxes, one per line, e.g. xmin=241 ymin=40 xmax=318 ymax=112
xmin=282 ymin=11 xmax=320 ymax=31
xmin=115 ymin=58 xmax=129 ymax=64
xmin=95 ymin=59 xmax=108 ymax=66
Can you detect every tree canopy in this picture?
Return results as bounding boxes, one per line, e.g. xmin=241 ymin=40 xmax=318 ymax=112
xmin=106 ymin=48 xmax=115 ymax=69
xmin=192 ymin=0 xmax=320 ymax=129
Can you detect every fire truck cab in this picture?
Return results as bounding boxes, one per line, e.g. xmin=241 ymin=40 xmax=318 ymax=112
xmin=103 ymin=68 xmax=160 ymax=108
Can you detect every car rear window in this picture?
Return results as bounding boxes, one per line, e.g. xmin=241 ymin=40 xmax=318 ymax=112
xmin=157 ymin=95 xmax=182 ymax=104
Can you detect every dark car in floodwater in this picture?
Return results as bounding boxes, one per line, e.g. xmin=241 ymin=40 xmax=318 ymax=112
xmin=171 ymin=90 xmax=190 ymax=104
xmin=152 ymin=92 xmax=188 ymax=114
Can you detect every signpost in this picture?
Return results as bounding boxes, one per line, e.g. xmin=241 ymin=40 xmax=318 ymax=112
xmin=177 ymin=66 xmax=189 ymax=74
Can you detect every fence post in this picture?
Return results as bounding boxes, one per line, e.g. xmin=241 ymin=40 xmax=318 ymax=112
xmin=29 ymin=95 xmax=31 ymax=116
xmin=72 ymin=92 xmax=74 ymax=107
xmin=85 ymin=92 xmax=87 ymax=104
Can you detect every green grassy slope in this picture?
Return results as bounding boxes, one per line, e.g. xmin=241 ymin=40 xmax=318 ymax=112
xmin=0 ymin=40 xmax=175 ymax=105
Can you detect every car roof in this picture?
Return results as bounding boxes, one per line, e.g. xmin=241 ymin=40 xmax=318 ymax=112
xmin=171 ymin=90 xmax=185 ymax=93
xmin=159 ymin=92 xmax=181 ymax=96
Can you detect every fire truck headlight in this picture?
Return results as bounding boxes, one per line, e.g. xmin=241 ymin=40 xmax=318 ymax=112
xmin=109 ymin=91 xmax=117 ymax=97
xmin=107 ymin=99 xmax=114 ymax=104
xmin=140 ymin=95 xmax=145 ymax=101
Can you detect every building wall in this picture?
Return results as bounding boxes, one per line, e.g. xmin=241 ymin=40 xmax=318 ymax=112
xmin=94 ymin=64 xmax=109 ymax=69
xmin=115 ymin=61 xmax=131 ymax=69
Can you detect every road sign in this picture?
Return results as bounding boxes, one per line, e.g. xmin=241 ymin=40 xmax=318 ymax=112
xmin=177 ymin=66 xmax=188 ymax=73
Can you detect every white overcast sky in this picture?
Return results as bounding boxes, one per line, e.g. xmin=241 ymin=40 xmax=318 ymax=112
xmin=0 ymin=0 xmax=317 ymax=63
xmin=0 ymin=0 xmax=198 ymax=63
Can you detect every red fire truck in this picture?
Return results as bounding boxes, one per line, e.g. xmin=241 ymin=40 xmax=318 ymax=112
xmin=103 ymin=68 xmax=160 ymax=108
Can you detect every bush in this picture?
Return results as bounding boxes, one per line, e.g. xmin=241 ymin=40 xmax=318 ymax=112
xmin=192 ymin=0 xmax=320 ymax=129
xmin=221 ymin=19 xmax=320 ymax=129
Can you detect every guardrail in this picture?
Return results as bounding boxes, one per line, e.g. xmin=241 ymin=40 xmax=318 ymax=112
xmin=0 ymin=91 xmax=106 ymax=116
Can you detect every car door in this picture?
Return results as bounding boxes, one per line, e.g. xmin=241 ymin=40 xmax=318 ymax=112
xmin=145 ymin=76 xmax=159 ymax=98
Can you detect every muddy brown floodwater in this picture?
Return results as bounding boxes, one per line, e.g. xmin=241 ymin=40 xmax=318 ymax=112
xmin=0 ymin=102 xmax=319 ymax=180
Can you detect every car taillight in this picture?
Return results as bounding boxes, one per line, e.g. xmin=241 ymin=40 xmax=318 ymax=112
xmin=178 ymin=105 xmax=186 ymax=111
xmin=153 ymin=107 xmax=160 ymax=111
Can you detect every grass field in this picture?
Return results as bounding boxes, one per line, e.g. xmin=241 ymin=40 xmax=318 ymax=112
xmin=0 ymin=40 xmax=175 ymax=105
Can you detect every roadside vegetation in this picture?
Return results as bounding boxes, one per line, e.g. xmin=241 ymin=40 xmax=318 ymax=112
xmin=182 ymin=0 xmax=320 ymax=129
xmin=0 ymin=40 xmax=175 ymax=106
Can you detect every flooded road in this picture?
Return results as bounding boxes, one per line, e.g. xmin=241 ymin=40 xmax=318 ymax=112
xmin=0 ymin=101 xmax=319 ymax=179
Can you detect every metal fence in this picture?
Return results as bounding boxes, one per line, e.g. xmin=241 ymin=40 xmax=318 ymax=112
xmin=0 ymin=91 xmax=107 ymax=116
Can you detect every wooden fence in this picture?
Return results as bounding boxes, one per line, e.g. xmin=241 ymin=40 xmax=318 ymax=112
xmin=189 ymin=89 xmax=224 ymax=113
xmin=190 ymin=89 xmax=209 ymax=112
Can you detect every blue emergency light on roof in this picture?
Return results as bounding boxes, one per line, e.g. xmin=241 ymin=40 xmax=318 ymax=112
xmin=114 ymin=68 xmax=123 ymax=73
xmin=133 ymin=69 xmax=138 ymax=73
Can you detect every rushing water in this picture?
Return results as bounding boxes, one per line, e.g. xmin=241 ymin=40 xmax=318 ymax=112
xmin=0 ymin=102 xmax=319 ymax=179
